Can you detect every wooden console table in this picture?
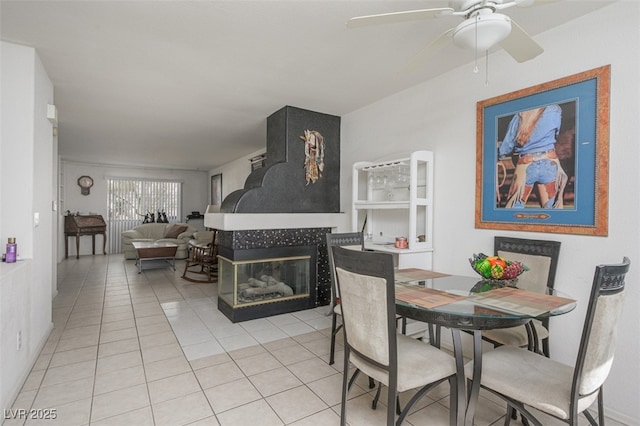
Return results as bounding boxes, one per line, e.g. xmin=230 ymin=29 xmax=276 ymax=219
xmin=64 ymin=215 xmax=107 ymax=259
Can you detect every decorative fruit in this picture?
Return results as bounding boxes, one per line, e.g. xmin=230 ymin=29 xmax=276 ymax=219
xmin=503 ymin=261 xmax=525 ymax=279
xmin=490 ymin=264 xmax=504 ymax=279
xmin=475 ymin=259 xmax=492 ymax=278
xmin=469 ymin=253 xmax=528 ymax=281
xmin=487 ymin=256 xmax=506 ymax=269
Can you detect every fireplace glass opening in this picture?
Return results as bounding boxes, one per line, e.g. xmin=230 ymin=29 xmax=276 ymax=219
xmin=219 ymin=254 xmax=311 ymax=309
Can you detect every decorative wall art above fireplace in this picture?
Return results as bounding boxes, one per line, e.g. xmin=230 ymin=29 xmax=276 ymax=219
xmin=221 ymin=106 xmax=340 ymax=213
xmin=300 ymin=129 xmax=325 ymax=185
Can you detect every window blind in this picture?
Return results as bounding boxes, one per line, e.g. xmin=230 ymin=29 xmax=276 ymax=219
xmin=107 ymin=178 xmax=182 ymax=253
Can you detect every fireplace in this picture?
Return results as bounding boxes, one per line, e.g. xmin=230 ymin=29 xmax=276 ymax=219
xmin=205 ymin=106 xmax=344 ymax=322
xmin=217 ymin=245 xmax=317 ymax=322
xmin=213 ymin=227 xmax=332 ymax=322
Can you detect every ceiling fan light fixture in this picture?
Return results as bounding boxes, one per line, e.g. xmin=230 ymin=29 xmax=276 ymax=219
xmin=452 ymin=13 xmax=512 ymax=51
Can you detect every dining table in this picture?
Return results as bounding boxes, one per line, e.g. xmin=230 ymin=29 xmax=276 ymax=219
xmin=392 ymin=269 xmax=577 ymax=426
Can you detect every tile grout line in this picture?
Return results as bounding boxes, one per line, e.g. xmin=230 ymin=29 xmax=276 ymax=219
xmin=86 ymin=259 xmax=109 ymax=425
xmin=124 ymin=261 xmax=158 ymax=426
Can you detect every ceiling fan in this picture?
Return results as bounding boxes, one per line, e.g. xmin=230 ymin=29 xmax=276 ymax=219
xmin=348 ymin=0 xmax=550 ymax=65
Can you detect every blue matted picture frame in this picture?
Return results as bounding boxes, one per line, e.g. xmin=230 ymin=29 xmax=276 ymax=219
xmin=475 ymin=65 xmax=610 ymax=236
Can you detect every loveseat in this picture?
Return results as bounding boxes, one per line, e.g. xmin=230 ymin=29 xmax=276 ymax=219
xmin=122 ymin=223 xmax=196 ymax=260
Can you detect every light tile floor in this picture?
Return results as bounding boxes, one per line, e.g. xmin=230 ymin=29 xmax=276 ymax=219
xmin=4 ymin=255 xmax=625 ymax=426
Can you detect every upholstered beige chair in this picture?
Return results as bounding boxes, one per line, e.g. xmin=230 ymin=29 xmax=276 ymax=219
xmin=465 ymin=257 xmax=630 ymax=426
xmin=326 ymin=232 xmax=407 ymax=366
xmin=481 ymin=237 xmax=561 ymax=356
xmin=326 ymin=232 xmax=364 ymax=365
xmin=332 ymin=246 xmax=458 ymax=426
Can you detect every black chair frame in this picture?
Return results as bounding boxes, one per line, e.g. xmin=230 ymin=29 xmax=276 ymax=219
xmin=478 ymin=257 xmax=630 ymax=426
xmin=326 ymin=232 xmax=365 ymax=366
xmin=489 ymin=236 xmax=561 ymax=357
xmin=326 ymin=232 xmax=407 ymax=366
xmin=333 ymin=246 xmax=457 ymax=426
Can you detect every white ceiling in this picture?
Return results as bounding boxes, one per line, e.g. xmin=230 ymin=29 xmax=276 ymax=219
xmin=1 ymin=0 xmax=614 ymax=171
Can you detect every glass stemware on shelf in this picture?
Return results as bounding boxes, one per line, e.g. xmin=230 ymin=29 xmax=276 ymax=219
xmin=396 ymin=165 xmax=409 ymax=185
xmin=373 ymin=173 xmax=387 ymax=189
xmin=385 ymin=173 xmax=396 ymax=200
xmin=367 ymin=163 xmax=409 ymax=201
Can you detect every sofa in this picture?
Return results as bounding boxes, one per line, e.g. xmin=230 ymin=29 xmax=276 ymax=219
xmin=122 ymin=223 xmax=197 ymax=260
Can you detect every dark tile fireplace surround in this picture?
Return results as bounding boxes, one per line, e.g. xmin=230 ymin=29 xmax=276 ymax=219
xmin=216 ymin=228 xmax=330 ymax=322
xmin=210 ymin=106 xmax=341 ymax=322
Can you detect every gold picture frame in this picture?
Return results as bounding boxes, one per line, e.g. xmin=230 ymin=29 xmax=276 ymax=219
xmin=475 ymin=65 xmax=610 ymax=236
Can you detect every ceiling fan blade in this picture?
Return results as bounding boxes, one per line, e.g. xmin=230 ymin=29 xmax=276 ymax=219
xmin=496 ymin=0 xmax=560 ymax=11
xmin=347 ymin=8 xmax=454 ymax=29
xmin=499 ymin=19 xmax=543 ymax=63
xmin=404 ymin=28 xmax=455 ymax=72
xmin=527 ymin=0 xmax=562 ymax=4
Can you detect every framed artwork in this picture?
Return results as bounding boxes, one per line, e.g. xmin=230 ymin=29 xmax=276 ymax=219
xmin=211 ymin=173 xmax=222 ymax=207
xmin=475 ymin=65 xmax=610 ymax=236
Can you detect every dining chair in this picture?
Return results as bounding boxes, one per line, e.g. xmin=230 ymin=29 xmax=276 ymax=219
xmin=326 ymin=232 xmax=407 ymax=366
xmin=326 ymin=232 xmax=365 ymax=366
xmin=465 ymin=257 xmax=630 ymax=426
xmin=332 ymin=246 xmax=458 ymax=426
xmin=481 ymin=236 xmax=561 ymax=357
xmin=182 ymin=229 xmax=218 ymax=283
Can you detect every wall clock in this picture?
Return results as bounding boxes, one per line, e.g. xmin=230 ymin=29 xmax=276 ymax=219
xmin=78 ymin=175 xmax=94 ymax=195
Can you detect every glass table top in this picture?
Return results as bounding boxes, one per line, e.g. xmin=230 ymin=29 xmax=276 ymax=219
xmin=394 ymin=274 xmax=576 ymax=321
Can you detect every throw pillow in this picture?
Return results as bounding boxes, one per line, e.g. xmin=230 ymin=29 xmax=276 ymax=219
xmin=164 ymin=224 xmax=188 ymax=239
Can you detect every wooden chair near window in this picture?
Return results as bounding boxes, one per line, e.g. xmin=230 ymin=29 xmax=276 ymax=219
xmin=182 ymin=229 xmax=218 ymax=283
xmin=466 ymin=257 xmax=630 ymax=426
xmin=332 ymin=246 xmax=458 ymax=426
xmin=481 ymin=236 xmax=561 ymax=357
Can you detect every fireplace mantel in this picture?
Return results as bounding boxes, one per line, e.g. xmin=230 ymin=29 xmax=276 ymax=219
xmin=204 ymin=213 xmax=344 ymax=231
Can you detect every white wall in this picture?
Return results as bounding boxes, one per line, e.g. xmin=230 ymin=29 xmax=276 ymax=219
xmin=0 ymin=42 xmax=55 ymax=414
xmin=1 ymin=43 xmax=35 ymax=258
xmin=59 ymin=161 xmax=209 ymax=260
xmin=208 ymin=148 xmax=265 ymax=202
xmin=342 ymin=3 xmax=639 ymax=423
xmin=31 ymin=43 xmax=56 ymax=375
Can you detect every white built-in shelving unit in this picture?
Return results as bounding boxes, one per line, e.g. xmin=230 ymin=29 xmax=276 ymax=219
xmin=352 ymin=150 xmax=434 ymax=269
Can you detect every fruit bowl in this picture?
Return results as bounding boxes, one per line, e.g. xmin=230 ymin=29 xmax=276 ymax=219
xmin=469 ymin=253 xmax=528 ymax=285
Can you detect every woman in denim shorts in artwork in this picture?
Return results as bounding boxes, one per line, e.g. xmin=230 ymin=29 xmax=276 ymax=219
xmin=498 ymin=104 xmax=568 ymax=209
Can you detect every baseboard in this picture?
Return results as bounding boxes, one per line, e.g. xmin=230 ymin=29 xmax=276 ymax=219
xmin=595 ymin=407 xmax=639 ymax=426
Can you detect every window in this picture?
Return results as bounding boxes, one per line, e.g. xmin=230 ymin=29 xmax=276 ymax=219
xmin=107 ymin=178 xmax=182 ymax=253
